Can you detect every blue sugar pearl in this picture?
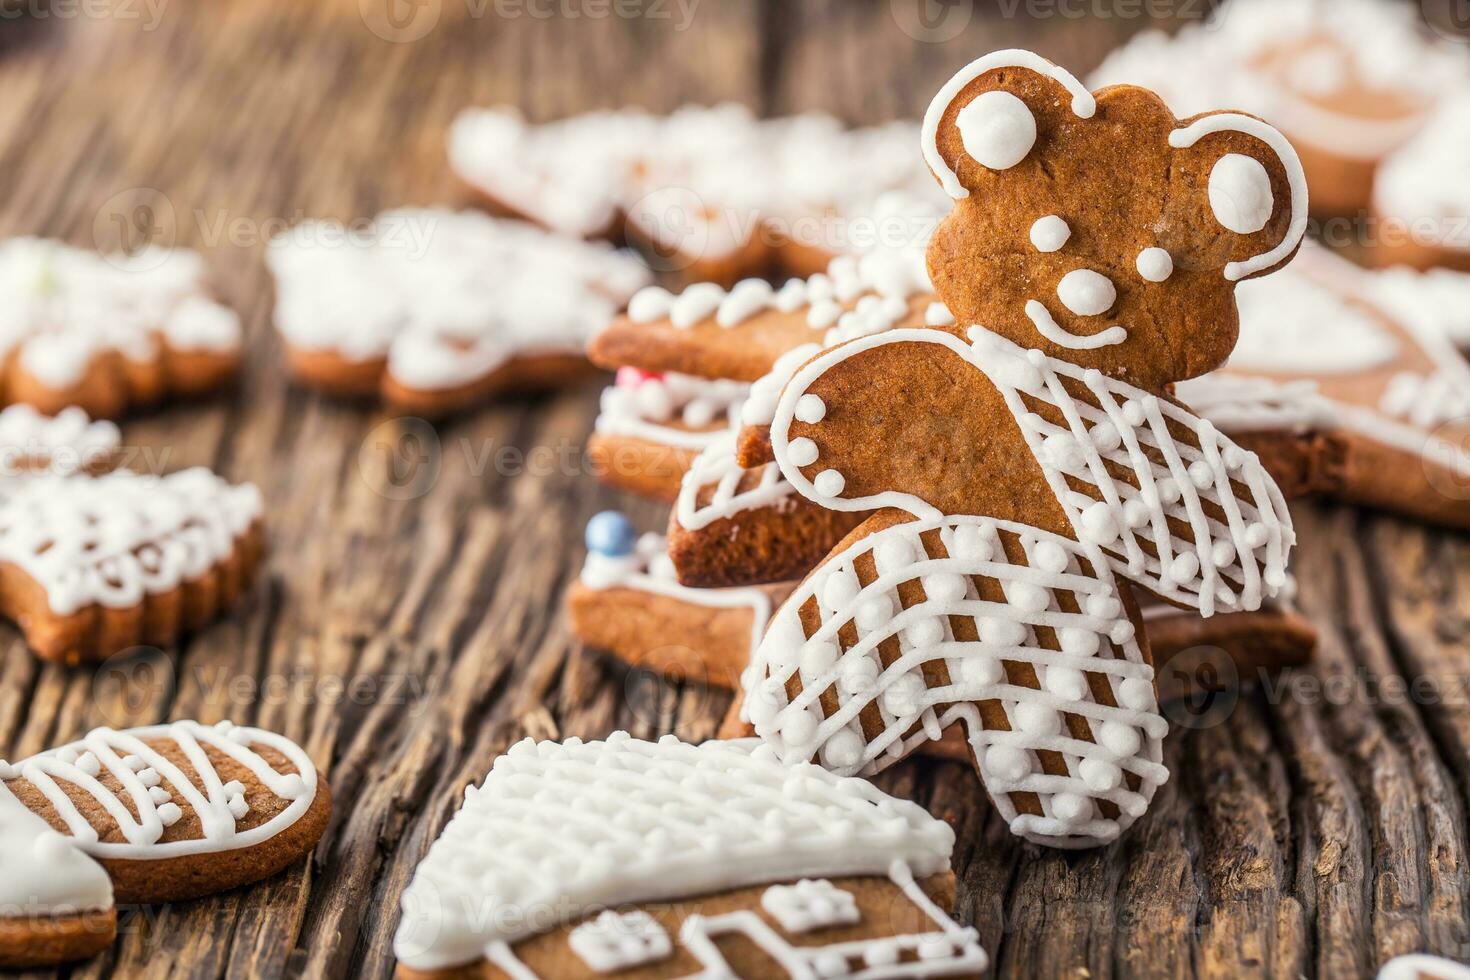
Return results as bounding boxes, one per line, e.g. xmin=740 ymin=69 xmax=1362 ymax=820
xmin=585 ymin=511 xmax=637 ymax=557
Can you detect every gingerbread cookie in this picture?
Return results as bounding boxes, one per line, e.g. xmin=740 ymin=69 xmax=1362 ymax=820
xmin=739 ymin=50 xmax=1304 ymax=848
xmin=393 ymin=733 xmax=986 ymax=978
xmin=1178 ymin=244 xmax=1470 ymax=530
xmin=1373 ymin=93 xmax=1470 ymax=272
xmin=588 ymin=368 xmax=750 ymax=502
xmin=1091 ymin=0 xmax=1467 ymax=217
xmin=268 ymin=209 xmax=651 ymax=416
xmin=0 ymin=403 xmax=119 ymax=479
xmin=0 ymin=465 xmax=265 ymax=664
xmin=0 ymin=784 xmax=115 ymax=968
xmin=448 ymin=105 xmax=940 ymax=285
xmin=0 ymin=237 xmax=241 ymax=419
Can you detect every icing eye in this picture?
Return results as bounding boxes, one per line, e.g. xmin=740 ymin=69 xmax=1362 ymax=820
xmin=1135 ymin=247 xmax=1173 ymax=282
xmin=956 ymin=91 xmax=1037 ymax=170
xmin=1208 ymin=153 xmax=1274 ymax=234
xmin=1056 ymin=269 xmax=1116 ymax=316
xmin=1029 ymin=215 xmax=1070 ymax=253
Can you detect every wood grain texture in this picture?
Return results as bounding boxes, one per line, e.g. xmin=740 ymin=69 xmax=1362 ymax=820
xmin=0 ymin=2 xmax=1465 ymax=977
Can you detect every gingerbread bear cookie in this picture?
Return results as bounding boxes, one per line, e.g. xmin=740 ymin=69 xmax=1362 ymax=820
xmin=0 ymin=403 xmax=265 ymax=664
xmin=393 ymin=733 xmax=986 ymax=979
xmin=740 ymin=50 xmax=1305 ymax=848
xmin=0 ymin=719 xmax=330 ymax=968
xmin=0 ymin=238 xmax=242 ymax=419
xmin=268 ymin=209 xmax=651 ymax=416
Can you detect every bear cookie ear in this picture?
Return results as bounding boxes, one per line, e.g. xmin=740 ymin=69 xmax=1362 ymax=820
xmin=1164 ymin=110 xmax=1309 ymax=282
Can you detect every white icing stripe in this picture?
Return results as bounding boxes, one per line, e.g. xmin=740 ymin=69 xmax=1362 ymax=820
xmin=580 ymin=531 xmax=772 ymax=658
xmin=0 ymin=467 xmax=263 ymax=615
xmin=1023 ymin=300 xmax=1128 ymax=350
xmin=391 ymin=734 xmax=959 ymax=971
xmin=1167 ymin=114 xmax=1309 ymax=281
xmin=7 ymin=720 xmax=316 ymax=860
xmin=0 ymin=780 xmax=113 ymax=917
xmin=675 ymin=430 xmax=797 ymax=532
xmin=923 ymin=49 xmax=1097 ymax=199
xmin=769 ymin=328 xmax=1293 ymax=616
xmin=742 ymin=512 xmax=1167 ymax=848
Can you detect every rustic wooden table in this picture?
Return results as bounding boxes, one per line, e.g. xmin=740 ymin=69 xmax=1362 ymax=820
xmin=3 ymin=2 xmax=1468 ymax=977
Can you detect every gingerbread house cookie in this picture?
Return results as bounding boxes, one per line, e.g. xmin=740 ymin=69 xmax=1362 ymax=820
xmin=393 ymin=733 xmax=986 ymax=978
xmin=0 ymin=238 xmax=241 ymax=418
xmin=268 ymin=209 xmax=651 ymax=416
xmin=1091 ymin=0 xmax=1467 ymax=217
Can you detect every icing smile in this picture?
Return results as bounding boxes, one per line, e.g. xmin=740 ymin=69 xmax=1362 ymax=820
xmin=1024 ymin=300 xmax=1128 ymax=350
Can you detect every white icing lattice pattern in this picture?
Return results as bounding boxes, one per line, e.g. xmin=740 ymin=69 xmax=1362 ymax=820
xmin=594 ymin=371 xmax=750 ymax=451
xmin=761 ymin=879 xmax=860 ymax=933
xmin=392 ymin=733 xmax=963 ymax=972
xmin=675 ymin=430 xmax=796 ymax=532
xmin=1 ymin=720 xmax=317 ymax=860
xmin=743 ymin=514 xmax=1167 ymax=848
xmin=567 ymin=910 xmax=672 ymax=972
xmin=0 ymin=467 xmax=263 ymax=615
xmin=0 ymin=238 xmax=240 ymax=390
xmin=268 ymin=209 xmax=650 ymax=391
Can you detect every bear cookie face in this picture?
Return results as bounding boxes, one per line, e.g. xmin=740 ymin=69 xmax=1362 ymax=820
xmin=923 ymin=49 xmax=1309 ymax=391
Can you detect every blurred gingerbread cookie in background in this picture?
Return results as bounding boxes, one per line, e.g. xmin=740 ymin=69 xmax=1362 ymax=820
xmin=1372 ymin=93 xmax=1470 ymax=272
xmin=1091 ymin=0 xmax=1468 ymax=218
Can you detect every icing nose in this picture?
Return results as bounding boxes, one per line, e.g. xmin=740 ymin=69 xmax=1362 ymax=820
xmin=1057 ymin=269 xmax=1116 ymax=317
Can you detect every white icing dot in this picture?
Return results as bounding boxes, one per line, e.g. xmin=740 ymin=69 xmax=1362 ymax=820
xmin=821 ymin=567 xmax=860 ymax=610
xmin=1098 ymin=721 xmax=1142 ymax=757
xmin=1079 ymin=502 xmax=1119 ymax=546
xmin=157 ymin=802 xmax=183 ymax=827
xmin=948 ymin=524 xmax=993 ymax=562
xmin=855 ymin=594 xmax=894 ymax=632
xmin=922 ymin=572 xmax=968 ymax=604
xmin=1044 ymin=664 xmax=1089 ymax=701
xmin=873 ymin=535 xmax=915 ymax=575
xmin=1211 ymin=539 xmax=1237 ymax=568
xmin=147 ymin=786 xmax=171 ymax=805
xmin=780 ymin=707 xmax=821 ymax=748
xmin=839 ymin=655 xmax=879 ymax=696
xmin=1029 ymin=215 xmax=1071 ymax=253
xmin=807 ymin=299 xmax=841 ymax=328
xmin=627 ymin=286 xmax=673 ymax=323
xmin=820 ymin=728 xmax=866 ymax=769
xmin=1170 ymin=551 xmax=1201 ymax=584
xmin=957 ymin=90 xmax=1037 ymax=170
xmin=1042 ymin=432 xmax=1084 ymax=472
xmin=1006 ymin=581 xmax=1050 ymax=613
xmin=138 ymin=768 xmax=161 ymax=788
xmin=958 ymin=654 xmax=1003 ymax=687
xmin=1032 ymin=541 xmax=1069 ymax=574
xmin=904 ymin=616 xmax=945 ymax=648
xmin=787 ymin=437 xmax=819 ymax=467
xmin=1135 ymin=247 xmax=1173 ymax=282
xmin=1014 ymin=701 xmax=1062 ymax=736
xmin=1051 ymin=792 xmax=1092 ymax=824
xmin=985 ymin=744 xmax=1031 ymax=782
xmin=278 ymin=774 xmax=308 ymax=798
xmin=1079 ymin=757 xmax=1122 ymax=792
xmin=76 ymin=752 xmax=101 ymax=777
xmin=1121 ymin=400 xmax=1145 ymax=426
xmin=813 ymin=469 xmax=845 ymax=497
xmin=1109 ymin=620 xmax=1136 ymax=645
xmin=1157 ymin=478 xmax=1182 ymax=505
xmin=800 ymin=639 xmax=839 ymax=678
xmin=978 ymin=616 xmax=1028 ymax=647
xmin=1089 ymin=421 xmax=1121 ymax=453
xmin=882 ymin=673 xmax=929 ymax=716
xmin=794 ymin=394 xmax=826 ymax=424
xmin=1057 ymin=269 xmax=1116 ymax=317
xmin=1122 ymin=499 xmax=1151 ymax=529
xmin=1058 ymin=627 xmax=1100 ymax=657
xmin=669 ymin=282 xmax=725 ymax=328
xmin=1208 ymin=153 xmax=1274 ymax=234
xmin=1117 ymin=676 xmax=1154 ymax=711
xmin=1188 ymin=459 xmax=1215 ymax=489
xmin=1244 ymin=523 xmax=1270 ymax=548
xmin=1085 ymin=593 xmax=1121 ymax=620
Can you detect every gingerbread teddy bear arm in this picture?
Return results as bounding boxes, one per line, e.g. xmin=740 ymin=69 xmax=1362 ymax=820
xmin=769 ymin=327 xmax=1295 ymax=617
xmin=923 ymin=50 xmax=1309 ymax=388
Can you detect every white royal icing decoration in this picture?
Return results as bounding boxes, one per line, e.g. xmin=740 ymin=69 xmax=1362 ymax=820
xmin=924 ymin=50 xmax=1097 ymax=199
xmin=580 ymin=530 xmax=773 ymax=658
xmin=0 ymin=238 xmax=240 ymax=391
xmin=1135 ymin=248 xmax=1173 ymax=283
xmin=769 ymin=328 xmax=1294 ymax=617
xmin=742 ymin=512 xmax=1168 ymax=848
xmin=0 ymin=467 xmax=263 ymax=615
xmin=957 ymin=91 xmax=1037 ymax=170
xmin=676 ymin=430 xmax=797 ymax=532
xmin=594 ymin=372 xmax=750 ymax=451
xmin=392 ymin=733 xmax=985 ymax=976
xmin=0 ymin=404 xmax=119 ymax=479
xmin=1024 ymin=300 xmax=1128 ymax=350
xmin=6 ymin=720 xmax=316 ymax=860
xmin=1376 ymin=954 xmax=1470 ymax=980
xmin=1207 ymin=153 xmax=1274 ymax=234
xmin=267 ymin=209 xmax=650 ymax=392
xmin=1056 ymin=269 xmax=1116 ymax=317
xmin=568 ymin=910 xmax=672 ymax=972
xmin=0 ymin=780 xmax=112 ymax=916
xmin=1030 ymin=216 xmax=1070 ymax=253
xmin=761 ymin=879 xmax=860 ymax=933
